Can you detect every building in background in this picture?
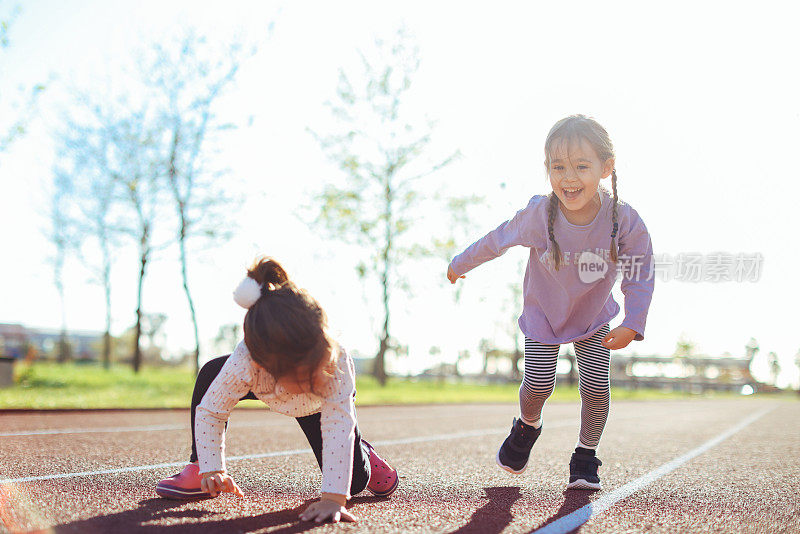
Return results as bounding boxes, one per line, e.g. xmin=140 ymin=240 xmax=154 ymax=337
xmin=417 ymin=345 xmax=770 ymax=394
xmin=0 ymin=324 xmax=27 ymax=360
xmin=610 ymin=353 xmax=760 ymax=393
xmin=0 ymin=323 xmax=103 ymax=361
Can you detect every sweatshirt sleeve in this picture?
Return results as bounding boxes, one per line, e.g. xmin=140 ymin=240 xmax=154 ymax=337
xmin=617 ymin=207 xmax=655 ymax=341
xmin=318 ymin=347 xmax=358 ymax=498
xmin=449 ymin=196 xmax=544 ymax=277
xmin=195 ymin=341 xmax=255 ymax=474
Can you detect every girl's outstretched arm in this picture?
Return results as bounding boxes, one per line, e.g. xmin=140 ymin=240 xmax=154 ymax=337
xmin=448 ymin=196 xmax=544 ymax=280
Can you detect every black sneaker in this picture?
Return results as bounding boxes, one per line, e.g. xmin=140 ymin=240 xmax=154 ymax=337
xmin=567 ymin=451 xmax=602 ymax=490
xmin=495 ymin=418 xmax=541 ymax=474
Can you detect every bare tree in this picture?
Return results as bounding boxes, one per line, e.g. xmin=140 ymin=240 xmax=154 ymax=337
xmin=0 ymin=7 xmax=45 ymax=155
xmin=53 ymin=110 xmax=124 ymax=369
xmin=309 ymin=29 xmax=459 ymax=385
xmin=48 ymin=170 xmax=72 ymax=362
xmin=142 ymin=31 xmax=250 ymax=373
xmin=96 ymin=104 xmax=164 ymax=373
xmin=55 ymin=100 xmax=162 ymax=373
xmin=50 ymin=29 xmax=252 ymax=373
xmin=141 ymin=312 xmax=167 ymax=362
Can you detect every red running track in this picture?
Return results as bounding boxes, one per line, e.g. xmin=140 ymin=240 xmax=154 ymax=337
xmin=0 ymin=399 xmax=798 ymax=533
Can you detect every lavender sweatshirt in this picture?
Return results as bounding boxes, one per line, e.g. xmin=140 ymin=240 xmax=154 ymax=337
xmin=449 ymin=189 xmax=654 ymax=345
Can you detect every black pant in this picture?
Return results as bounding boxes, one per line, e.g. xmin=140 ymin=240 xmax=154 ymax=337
xmin=189 ymin=355 xmax=371 ymax=495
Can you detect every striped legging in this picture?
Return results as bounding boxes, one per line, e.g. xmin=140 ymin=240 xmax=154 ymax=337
xmin=519 ymin=324 xmax=610 ymax=449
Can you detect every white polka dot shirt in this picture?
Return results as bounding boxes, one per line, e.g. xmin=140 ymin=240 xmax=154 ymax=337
xmin=195 ymin=341 xmax=357 ymax=497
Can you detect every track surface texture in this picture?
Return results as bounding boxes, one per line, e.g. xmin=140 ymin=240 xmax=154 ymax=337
xmin=1 ymin=399 xmax=798 ymax=533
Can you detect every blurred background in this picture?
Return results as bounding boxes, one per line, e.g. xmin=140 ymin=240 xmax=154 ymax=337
xmin=1 ymin=0 xmax=798 ymax=398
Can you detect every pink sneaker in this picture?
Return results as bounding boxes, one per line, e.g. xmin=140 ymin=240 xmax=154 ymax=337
xmin=156 ymin=462 xmax=212 ymax=500
xmin=363 ymin=441 xmax=399 ymax=497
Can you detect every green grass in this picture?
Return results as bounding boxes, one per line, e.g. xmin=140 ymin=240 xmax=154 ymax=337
xmin=0 ymin=361 xmax=197 ymax=409
xmin=351 ymin=376 xmax=751 ymax=404
xmin=0 ymin=361 xmax=770 ymax=410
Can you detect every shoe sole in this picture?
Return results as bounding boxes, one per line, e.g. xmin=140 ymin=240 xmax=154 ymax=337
xmin=566 ymin=479 xmax=601 ymax=490
xmin=155 ymin=483 xmax=213 ymax=500
xmin=368 ymin=472 xmax=399 ymax=498
xmin=495 ymin=450 xmax=527 ymax=475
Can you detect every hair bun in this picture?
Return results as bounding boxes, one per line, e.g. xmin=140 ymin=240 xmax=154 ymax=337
xmin=233 ymin=276 xmax=263 ymax=309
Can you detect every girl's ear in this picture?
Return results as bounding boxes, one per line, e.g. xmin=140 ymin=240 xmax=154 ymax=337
xmin=601 ymin=158 xmax=615 ymax=179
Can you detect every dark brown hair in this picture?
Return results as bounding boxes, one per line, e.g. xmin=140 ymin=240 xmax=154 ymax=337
xmin=544 ymin=114 xmax=619 ymax=270
xmin=242 ymin=257 xmax=335 ymax=394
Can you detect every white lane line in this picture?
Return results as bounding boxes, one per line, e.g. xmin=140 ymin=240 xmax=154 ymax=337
xmin=0 ymin=414 xmax=651 ymax=484
xmin=0 ymin=423 xmax=186 ymax=437
xmin=531 ymin=407 xmax=774 ymax=534
xmin=0 ymin=419 xmax=589 ymax=484
xmin=0 ymin=421 xmax=270 ymax=437
xmin=0 ymin=412 xmax=502 ymax=438
xmin=0 ymin=426 xmax=511 ymax=484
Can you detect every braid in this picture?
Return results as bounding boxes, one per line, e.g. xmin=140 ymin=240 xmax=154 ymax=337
xmin=543 ymin=115 xmax=618 ymax=267
xmin=547 ymin=192 xmax=562 ymax=270
xmin=610 ymin=169 xmax=619 ymax=263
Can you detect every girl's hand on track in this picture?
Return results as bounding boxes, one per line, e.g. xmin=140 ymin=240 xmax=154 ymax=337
xmin=299 ymin=497 xmax=357 ymax=523
xmin=447 ymin=265 xmax=465 ymax=284
xmin=200 ymin=471 xmax=244 ymax=497
xmin=602 ymin=327 xmax=637 ymax=350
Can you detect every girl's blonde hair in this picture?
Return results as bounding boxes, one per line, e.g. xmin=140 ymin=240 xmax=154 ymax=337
xmin=544 ymin=114 xmax=619 ymax=270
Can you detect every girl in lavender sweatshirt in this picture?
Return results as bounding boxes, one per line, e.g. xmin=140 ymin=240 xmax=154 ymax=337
xmin=447 ymin=115 xmax=654 ymax=490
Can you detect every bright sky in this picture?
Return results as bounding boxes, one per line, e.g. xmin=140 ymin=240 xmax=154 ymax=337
xmin=1 ymin=0 xmax=798 ymax=386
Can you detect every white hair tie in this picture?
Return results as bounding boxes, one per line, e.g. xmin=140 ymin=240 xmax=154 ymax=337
xmin=233 ymin=277 xmax=263 ymax=309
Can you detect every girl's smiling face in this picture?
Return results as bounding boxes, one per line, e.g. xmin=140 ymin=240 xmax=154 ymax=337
xmin=547 ymin=137 xmax=615 ymax=218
